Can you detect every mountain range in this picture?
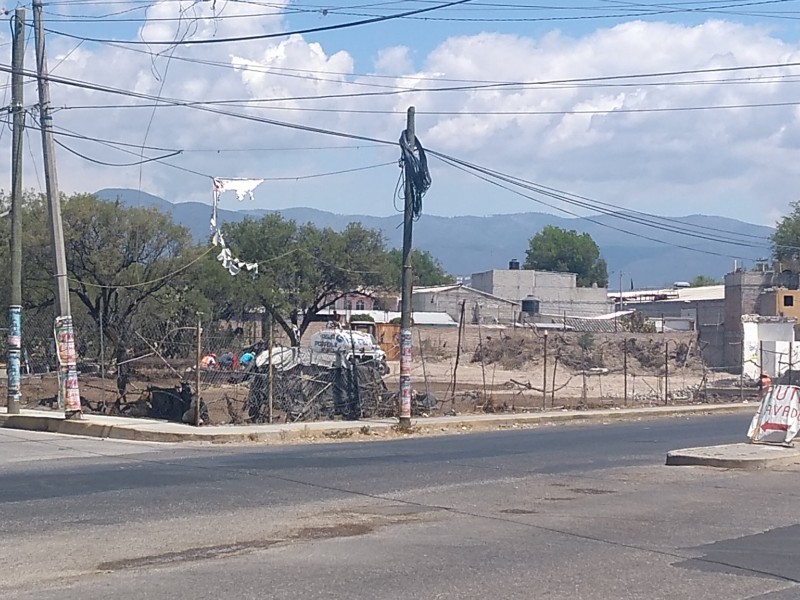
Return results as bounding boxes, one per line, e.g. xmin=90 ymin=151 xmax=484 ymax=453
xmin=95 ymin=188 xmax=774 ymax=288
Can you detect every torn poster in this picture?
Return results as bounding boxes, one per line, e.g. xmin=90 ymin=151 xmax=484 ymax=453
xmin=210 ymin=177 xmax=264 ymax=275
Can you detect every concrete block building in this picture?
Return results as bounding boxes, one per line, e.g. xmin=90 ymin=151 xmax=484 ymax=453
xmin=613 ymin=285 xmax=725 ymax=367
xmin=723 ymin=269 xmax=800 ymax=370
xmin=470 ymin=265 xmax=611 ymax=318
xmin=411 ymin=284 xmax=519 ymax=324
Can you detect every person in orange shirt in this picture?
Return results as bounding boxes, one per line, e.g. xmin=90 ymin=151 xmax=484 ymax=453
xmin=759 ymin=373 xmax=772 ymax=400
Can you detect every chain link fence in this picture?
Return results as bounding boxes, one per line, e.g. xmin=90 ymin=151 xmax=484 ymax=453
xmin=0 ymin=312 xmax=762 ymax=425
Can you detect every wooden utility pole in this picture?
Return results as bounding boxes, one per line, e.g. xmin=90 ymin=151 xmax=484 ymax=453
xmin=6 ymin=8 xmax=25 ymax=415
xmin=34 ymin=0 xmax=81 ymax=417
xmin=398 ymin=106 xmax=416 ymax=429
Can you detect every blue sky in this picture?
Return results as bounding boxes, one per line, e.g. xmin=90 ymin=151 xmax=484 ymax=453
xmin=5 ymin=0 xmax=800 ymax=231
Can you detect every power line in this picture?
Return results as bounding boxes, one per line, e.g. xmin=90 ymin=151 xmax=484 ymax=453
xmin=35 ymin=38 xmax=800 ymax=105
xmin=427 ymin=150 xmax=782 ymax=258
xmin=0 ymin=62 xmax=399 ymax=146
xmin=431 ymin=153 xmax=763 ymax=261
xmin=40 ymin=0 xmax=799 ymax=22
xmin=0 ymin=58 xmax=782 ymax=251
xmin=41 ymin=0 xmax=477 ymax=46
xmin=55 ymin=98 xmax=800 ymax=116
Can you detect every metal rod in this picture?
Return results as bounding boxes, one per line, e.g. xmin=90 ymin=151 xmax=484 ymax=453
xmin=417 ymin=329 xmax=430 ymax=405
xmin=477 ymin=308 xmax=487 ymax=409
xmin=100 ymin=311 xmax=105 ymax=409
xmin=268 ymin=317 xmax=274 ymax=424
xmin=450 ymin=300 xmax=466 ymax=413
xmin=195 ymin=315 xmax=201 ymax=427
xmin=542 ymin=331 xmax=548 ymax=410
xmin=664 ymin=340 xmax=669 ymax=405
xmin=623 ymin=337 xmax=628 ymax=407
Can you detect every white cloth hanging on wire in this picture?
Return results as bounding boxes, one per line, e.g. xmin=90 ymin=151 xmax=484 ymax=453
xmin=210 ymin=177 xmax=264 ymax=276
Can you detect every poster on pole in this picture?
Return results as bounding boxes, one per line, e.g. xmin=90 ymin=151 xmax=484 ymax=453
xmin=54 ymin=316 xmax=82 ymax=412
xmin=747 ymin=385 xmax=800 ymax=445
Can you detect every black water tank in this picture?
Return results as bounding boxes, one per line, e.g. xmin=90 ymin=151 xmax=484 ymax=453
xmin=509 ymin=259 xmax=520 ymax=270
xmin=521 ymin=296 xmax=539 ymax=315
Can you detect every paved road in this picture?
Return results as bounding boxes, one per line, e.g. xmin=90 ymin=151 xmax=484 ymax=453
xmin=2 ymin=413 xmax=799 ymax=599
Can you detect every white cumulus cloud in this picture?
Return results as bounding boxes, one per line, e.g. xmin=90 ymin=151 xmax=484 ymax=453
xmin=0 ymin=9 xmax=797 ymax=226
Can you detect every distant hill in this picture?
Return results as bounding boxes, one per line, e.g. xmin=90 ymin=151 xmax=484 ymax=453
xmin=96 ymin=188 xmax=774 ymax=288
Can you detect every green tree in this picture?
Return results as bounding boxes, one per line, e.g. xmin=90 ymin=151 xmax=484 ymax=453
xmin=524 ymin=226 xmax=608 ymax=287
xmin=689 ymin=275 xmax=720 ymax=287
xmin=217 ymin=214 xmax=390 ymax=344
xmin=773 ymin=201 xmax=800 ymax=264
xmin=25 ymin=194 xmax=202 ymax=365
xmin=0 ymin=190 xmax=60 ymax=311
xmin=385 ymin=248 xmax=453 ymax=288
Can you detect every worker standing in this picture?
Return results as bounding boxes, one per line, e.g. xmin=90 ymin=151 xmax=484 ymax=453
xmin=759 ymin=373 xmax=772 ymax=401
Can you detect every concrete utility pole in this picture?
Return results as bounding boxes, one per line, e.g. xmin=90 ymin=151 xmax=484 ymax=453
xmin=6 ymin=8 xmax=25 ymax=415
xmin=33 ymin=0 xmax=81 ymax=417
xmin=398 ymin=106 xmax=416 ymax=429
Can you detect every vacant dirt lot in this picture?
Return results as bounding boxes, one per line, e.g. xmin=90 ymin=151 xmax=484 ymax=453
xmin=3 ymin=325 xmax=753 ymax=425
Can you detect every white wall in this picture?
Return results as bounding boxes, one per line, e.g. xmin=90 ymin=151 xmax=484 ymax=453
xmin=742 ymin=317 xmax=797 ymax=380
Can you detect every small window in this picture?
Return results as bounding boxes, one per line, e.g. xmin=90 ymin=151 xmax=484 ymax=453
xmin=355 ymin=300 xmax=365 ymax=311
xmin=345 ymin=300 xmax=353 ymax=310
xmin=784 ymin=295 xmax=795 ymax=308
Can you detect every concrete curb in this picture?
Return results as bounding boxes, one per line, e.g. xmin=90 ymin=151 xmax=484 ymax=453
xmin=1 ymin=403 xmax=756 ymax=445
xmin=666 ymin=443 xmax=800 ymax=470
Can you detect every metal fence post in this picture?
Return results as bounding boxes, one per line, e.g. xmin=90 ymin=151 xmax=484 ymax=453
xmin=664 ymin=340 xmax=669 ymax=405
xmin=623 ymin=338 xmax=628 ymax=407
xmin=100 ymin=311 xmax=105 ymax=409
xmin=195 ymin=314 xmax=202 ymax=427
xmin=542 ymin=330 xmax=548 ymax=410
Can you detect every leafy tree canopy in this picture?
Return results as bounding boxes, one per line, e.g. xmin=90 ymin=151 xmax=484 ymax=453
xmin=773 ymin=201 xmax=800 ymax=265
xmin=689 ymin=275 xmax=720 ymax=287
xmin=524 ymin=226 xmax=608 ymax=287
xmin=212 ymin=214 xmax=391 ymax=344
xmin=385 ymin=248 xmax=454 ymax=288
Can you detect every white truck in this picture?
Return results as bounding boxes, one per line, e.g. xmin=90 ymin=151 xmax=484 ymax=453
xmin=309 ymin=323 xmax=389 ymax=375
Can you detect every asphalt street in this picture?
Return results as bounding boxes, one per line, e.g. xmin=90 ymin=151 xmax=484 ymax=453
xmin=2 ymin=412 xmax=799 ymax=599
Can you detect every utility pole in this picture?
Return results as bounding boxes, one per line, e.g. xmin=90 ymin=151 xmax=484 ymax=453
xmin=398 ymin=106 xmax=415 ymax=429
xmin=33 ymin=0 xmax=81 ymax=417
xmin=6 ymin=8 xmax=25 ymax=415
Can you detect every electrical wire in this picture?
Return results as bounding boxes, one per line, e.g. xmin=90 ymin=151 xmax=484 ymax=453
xmin=56 ymin=98 xmax=800 ymax=116
xmin=426 ymin=149 xmax=773 ymax=248
xmin=41 ymin=0 xmax=477 ymax=46
xmin=36 ymin=41 xmax=800 ymax=106
xmin=67 ymin=246 xmax=216 ymax=289
xmin=399 ymin=130 xmax=430 ymax=219
xmin=53 ymin=137 xmax=183 ymax=167
xmin=0 ymin=55 xmax=782 ymax=252
xmin=432 ymin=153 xmax=762 ymax=261
xmin=429 ymin=150 xmax=784 ymax=258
